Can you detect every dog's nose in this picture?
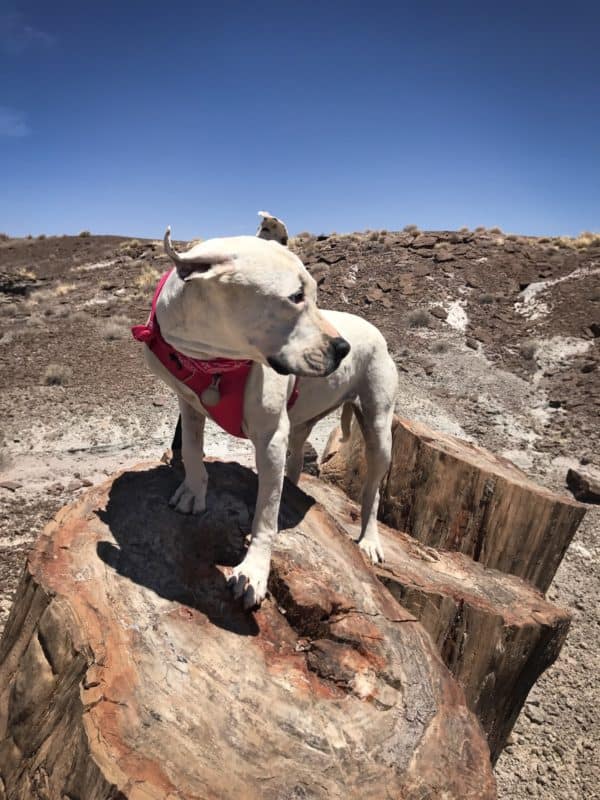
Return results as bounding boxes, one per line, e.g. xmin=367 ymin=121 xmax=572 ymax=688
xmin=332 ymin=337 xmax=351 ymax=362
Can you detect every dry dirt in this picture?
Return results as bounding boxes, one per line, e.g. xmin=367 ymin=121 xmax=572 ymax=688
xmin=0 ymin=228 xmax=599 ymax=798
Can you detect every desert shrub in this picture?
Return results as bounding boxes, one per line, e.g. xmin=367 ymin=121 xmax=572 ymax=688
xmin=54 ymin=282 xmax=75 ymax=296
xmin=0 ymin=233 xmax=10 ymax=242
xmin=26 ymin=234 xmax=33 ymax=240
xmin=489 ymin=226 xmax=503 ymax=234
xmin=574 ymin=231 xmax=600 ymax=248
xmin=474 ymin=226 xmax=486 ymax=233
xmin=403 ymin=224 xmax=420 ymax=234
xmin=79 ymin=230 xmax=91 ymax=237
xmin=100 ymin=316 xmax=130 ymax=341
xmin=44 ymin=363 xmax=72 ymax=386
xmin=458 ymin=226 xmax=470 ymax=233
xmin=431 ymin=340 xmax=449 ymax=353
xmin=407 ymin=309 xmax=431 ymax=328
xmin=37 ymin=234 xmax=46 ymax=240
xmin=519 ymin=340 xmax=538 ymax=361
xmin=135 ymin=265 xmax=161 ymax=292
xmin=368 ymin=231 xmax=379 ymax=241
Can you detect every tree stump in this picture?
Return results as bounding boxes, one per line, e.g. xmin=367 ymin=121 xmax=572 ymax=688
xmin=0 ymin=461 xmax=496 ymax=800
xmin=300 ymin=476 xmax=571 ymax=763
xmin=320 ymin=416 xmax=585 ymax=591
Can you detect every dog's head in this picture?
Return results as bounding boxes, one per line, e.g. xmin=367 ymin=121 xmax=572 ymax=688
xmin=256 ymin=211 xmax=289 ymax=246
xmin=163 ymin=227 xmax=350 ymax=377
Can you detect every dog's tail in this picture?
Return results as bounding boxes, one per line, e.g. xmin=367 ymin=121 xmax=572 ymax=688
xmin=340 ymin=402 xmax=364 ymax=441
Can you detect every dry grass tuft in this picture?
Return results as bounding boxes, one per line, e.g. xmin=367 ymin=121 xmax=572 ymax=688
xmin=403 ymin=224 xmax=420 ymax=234
xmin=99 ymin=316 xmax=130 ymax=341
xmin=407 ymin=309 xmax=432 ymax=328
xmin=44 ymin=363 xmax=72 ymax=386
xmin=54 ymin=282 xmax=76 ymax=297
xmin=135 ymin=265 xmax=162 ymax=292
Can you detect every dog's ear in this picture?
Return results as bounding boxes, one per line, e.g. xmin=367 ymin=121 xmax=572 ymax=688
xmin=163 ymin=227 xmax=234 ymax=280
xmin=256 ymin=211 xmax=289 ymax=246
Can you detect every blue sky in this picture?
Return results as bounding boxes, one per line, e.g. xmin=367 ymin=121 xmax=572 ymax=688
xmin=1 ymin=1 xmax=599 ymax=239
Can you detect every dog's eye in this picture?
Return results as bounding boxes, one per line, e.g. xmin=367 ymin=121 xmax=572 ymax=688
xmin=288 ymin=289 xmax=305 ymax=304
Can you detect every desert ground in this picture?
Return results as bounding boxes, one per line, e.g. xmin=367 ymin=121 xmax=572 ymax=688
xmin=0 ymin=226 xmax=599 ymax=798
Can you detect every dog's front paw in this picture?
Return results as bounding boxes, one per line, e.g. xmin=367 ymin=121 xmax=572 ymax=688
xmin=228 ymin=549 xmax=270 ymax=610
xmin=169 ymin=481 xmax=206 ymax=515
xmin=358 ymin=535 xmax=384 ymax=564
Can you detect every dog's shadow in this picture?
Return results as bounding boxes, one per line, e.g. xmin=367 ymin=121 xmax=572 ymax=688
xmin=95 ymin=461 xmax=314 ymax=635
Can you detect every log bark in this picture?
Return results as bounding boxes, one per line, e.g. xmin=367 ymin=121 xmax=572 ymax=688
xmin=320 ymin=416 xmax=585 ymax=591
xmin=300 ymin=476 xmax=571 ymax=763
xmin=0 ymin=461 xmax=496 ymax=800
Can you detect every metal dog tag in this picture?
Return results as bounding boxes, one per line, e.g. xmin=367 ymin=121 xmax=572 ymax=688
xmin=200 ymin=376 xmax=221 ymax=407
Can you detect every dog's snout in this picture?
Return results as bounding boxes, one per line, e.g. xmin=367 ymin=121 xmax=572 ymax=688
xmin=332 ymin=337 xmax=351 ymax=362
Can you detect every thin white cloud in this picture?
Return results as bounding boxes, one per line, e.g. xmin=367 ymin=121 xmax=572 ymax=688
xmin=0 ymin=12 xmax=55 ymax=55
xmin=0 ymin=107 xmax=30 ymax=137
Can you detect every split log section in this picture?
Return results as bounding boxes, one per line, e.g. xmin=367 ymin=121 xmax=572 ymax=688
xmin=320 ymin=415 xmax=585 ymax=591
xmin=301 ymin=475 xmax=570 ymax=763
xmin=0 ymin=461 xmax=496 ymax=800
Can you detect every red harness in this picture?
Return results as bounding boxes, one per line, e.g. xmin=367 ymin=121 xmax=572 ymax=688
xmin=131 ymin=270 xmax=298 ymax=438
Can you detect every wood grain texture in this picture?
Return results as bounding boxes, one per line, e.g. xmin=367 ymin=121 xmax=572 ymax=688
xmin=301 ymin=476 xmax=571 ymax=762
xmin=0 ymin=461 xmax=496 ymax=800
xmin=320 ymin=416 xmax=585 ymax=591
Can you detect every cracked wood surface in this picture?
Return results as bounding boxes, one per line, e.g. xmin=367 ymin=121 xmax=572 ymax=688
xmin=300 ymin=475 xmax=571 ymax=763
xmin=0 ymin=460 xmax=495 ymax=800
xmin=320 ymin=416 xmax=585 ymax=591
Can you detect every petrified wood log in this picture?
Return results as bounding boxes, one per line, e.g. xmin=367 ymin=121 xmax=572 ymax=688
xmin=320 ymin=416 xmax=585 ymax=591
xmin=0 ymin=461 xmax=496 ymax=800
xmin=300 ymin=476 xmax=571 ymax=763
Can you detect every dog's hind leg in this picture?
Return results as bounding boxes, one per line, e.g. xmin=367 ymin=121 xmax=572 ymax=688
xmin=169 ymin=397 xmax=208 ymax=515
xmin=285 ymin=421 xmax=314 ymax=485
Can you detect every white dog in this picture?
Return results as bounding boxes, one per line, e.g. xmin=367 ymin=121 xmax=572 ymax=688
xmin=134 ymin=216 xmax=398 ymax=608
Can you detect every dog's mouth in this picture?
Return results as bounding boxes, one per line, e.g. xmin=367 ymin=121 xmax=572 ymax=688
xmin=268 ymin=338 xmax=350 ymax=377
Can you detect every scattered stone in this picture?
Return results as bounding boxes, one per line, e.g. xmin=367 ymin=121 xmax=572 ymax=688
xmin=525 ymin=705 xmax=547 ymax=725
xmin=411 ymin=235 xmax=437 ymax=249
xmin=365 ymin=288 xmax=383 ymax=303
xmin=429 ymin=306 xmax=447 ymax=320
xmin=46 ymin=482 xmax=64 ymax=495
xmin=377 ymin=279 xmax=392 ymax=292
xmin=413 ymin=264 xmax=432 ymax=278
xmin=67 ymin=479 xmax=84 ymax=491
xmin=0 ymin=480 xmax=22 ymax=492
xmin=566 ymin=466 xmax=600 ymax=503
xmin=317 ymin=253 xmax=345 ymax=266
xmin=466 ymin=337 xmax=478 ymax=350
xmin=434 ymin=250 xmax=455 ymax=263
